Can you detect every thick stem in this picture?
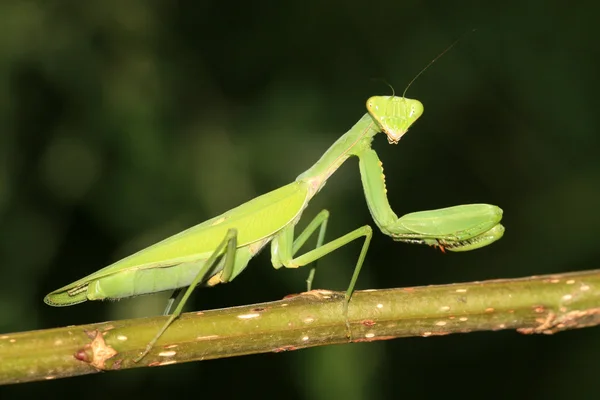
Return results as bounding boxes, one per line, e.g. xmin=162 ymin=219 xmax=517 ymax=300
xmin=1 ymin=269 xmax=599 ymax=385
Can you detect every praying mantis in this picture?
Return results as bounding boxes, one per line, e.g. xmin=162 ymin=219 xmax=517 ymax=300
xmin=44 ymin=94 xmax=505 ymax=363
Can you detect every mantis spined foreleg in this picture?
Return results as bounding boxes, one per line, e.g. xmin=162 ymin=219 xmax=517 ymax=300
xmin=357 ymin=147 xmax=503 ymax=251
xmin=45 ymin=95 xmax=505 ymax=362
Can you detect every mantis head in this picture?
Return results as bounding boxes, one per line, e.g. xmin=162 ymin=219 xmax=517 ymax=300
xmin=366 ymin=96 xmax=424 ymax=144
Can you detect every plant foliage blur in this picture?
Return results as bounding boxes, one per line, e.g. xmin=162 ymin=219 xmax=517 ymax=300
xmin=1 ymin=1 xmax=599 ymax=398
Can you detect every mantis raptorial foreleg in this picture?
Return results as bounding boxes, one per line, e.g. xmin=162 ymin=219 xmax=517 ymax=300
xmin=134 ymin=228 xmax=239 ymax=362
xmin=357 ymin=148 xmax=504 ymax=249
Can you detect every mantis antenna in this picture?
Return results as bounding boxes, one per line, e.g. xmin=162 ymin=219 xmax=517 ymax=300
xmin=369 ymin=78 xmax=396 ymax=97
xmin=401 ymin=29 xmax=477 ymax=98
xmin=366 ymin=29 xmax=477 ymax=143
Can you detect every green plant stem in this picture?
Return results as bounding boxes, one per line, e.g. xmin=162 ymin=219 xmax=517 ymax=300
xmin=1 ymin=269 xmax=599 ymax=385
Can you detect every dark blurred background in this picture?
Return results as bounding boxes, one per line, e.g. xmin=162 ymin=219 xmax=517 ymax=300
xmin=1 ymin=0 xmax=599 ymax=398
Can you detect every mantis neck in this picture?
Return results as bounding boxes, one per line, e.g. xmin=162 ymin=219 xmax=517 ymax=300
xmin=295 ymin=114 xmax=379 ymax=199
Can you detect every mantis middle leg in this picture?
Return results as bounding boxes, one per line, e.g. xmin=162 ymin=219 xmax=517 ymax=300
xmin=271 ymin=220 xmax=373 ymax=311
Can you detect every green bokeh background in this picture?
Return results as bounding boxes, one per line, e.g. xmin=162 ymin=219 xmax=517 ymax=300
xmin=1 ymin=1 xmax=599 ymax=398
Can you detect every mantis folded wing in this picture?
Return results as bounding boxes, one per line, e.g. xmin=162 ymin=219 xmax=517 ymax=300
xmin=44 ymin=95 xmax=504 ymax=362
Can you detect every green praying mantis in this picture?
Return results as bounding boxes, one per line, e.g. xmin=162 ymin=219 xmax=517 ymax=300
xmin=44 ymin=92 xmax=505 ymax=363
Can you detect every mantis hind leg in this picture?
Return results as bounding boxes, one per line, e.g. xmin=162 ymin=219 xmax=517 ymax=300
xmin=163 ymin=288 xmax=183 ymax=315
xmin=134 ymin=228 xmax=238 ymax=363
